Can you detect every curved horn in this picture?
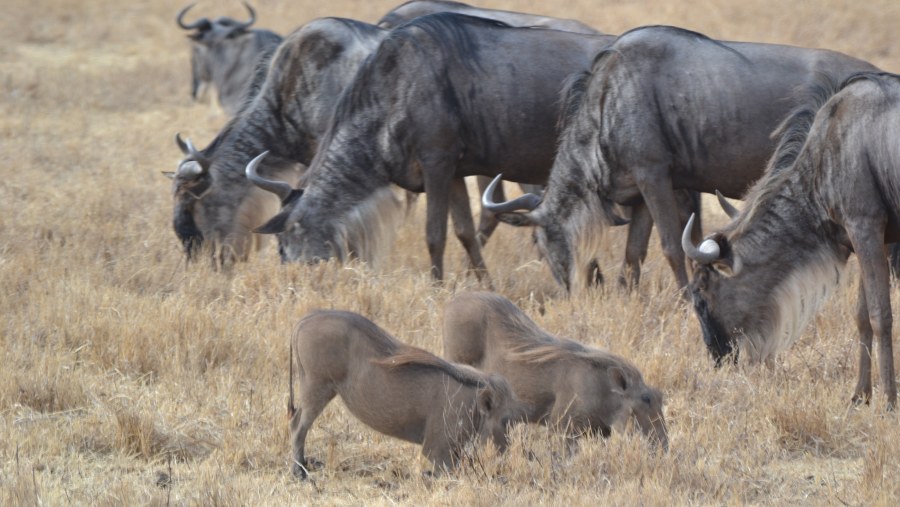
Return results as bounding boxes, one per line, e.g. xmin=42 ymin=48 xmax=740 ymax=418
xmin=481 ymin=174 xmax=542 ymax=213
xmin=235 ymin=2 xmax=256 ymax=30
xmin=715 ymin=190 xmax=739 ymax=219
xmin=682 ymin=213 xmax=721 ymax=264
xmin=246 ymin=151 xmax=293 ymax=202
xmin=175 ymin=132 xmax=200 ymax=156
xmin=176 ymin=3 xmax=207 ymax=30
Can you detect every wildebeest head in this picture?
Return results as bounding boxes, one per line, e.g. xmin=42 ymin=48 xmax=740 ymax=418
xmin=246 ymin=152 xmax=402 ymax=266
xmin=482 ymin=174 xmax=626 ymax=291
xmin=167 ymin=135 xmax=292 ymax=265
xmin=684 ymin=190 xmax=848 ymax=365
xmin=176 ymin=2 xmax=257 ymax=102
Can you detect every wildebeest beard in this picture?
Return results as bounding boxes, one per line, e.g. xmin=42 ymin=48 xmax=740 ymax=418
xmin=691 ymin=291 xmax=736 ymax=366
xmin=173 ymin=200 xmax=203 ymax=260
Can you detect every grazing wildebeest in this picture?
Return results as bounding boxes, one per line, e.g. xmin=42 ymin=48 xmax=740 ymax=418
xmin=378 ymin=0 xmax=602 ymax=247
xmin=168 ymin=17 xmax=388 ymax=263
xmin=288 ymin=310 xmax=525 ymax=478
xmin=484 ymin=25 xmax=877 ymax=293
xmin=176 ymin=2 xmax=282 ymax=117
xmin=443 ymin=292 xmax=668 ymax=449
xmin=683 ymin=72 xmax=900 ymax=409
xmin=171 ymin=6 xmax=611 ymax=267
xmin=249 ymin=14 xmax=612 ymax=280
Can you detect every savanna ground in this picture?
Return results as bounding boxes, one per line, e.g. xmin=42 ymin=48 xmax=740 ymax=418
xmin=2 ymin=0 xmax=900 ymax=504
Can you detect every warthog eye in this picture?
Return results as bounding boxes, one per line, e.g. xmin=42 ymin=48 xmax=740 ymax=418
xmin=640 ymin=394 xmax=652 ymax=405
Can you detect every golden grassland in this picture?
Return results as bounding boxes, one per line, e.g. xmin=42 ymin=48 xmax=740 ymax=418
xmin=2 ymin=0 xmax=900 ymax=504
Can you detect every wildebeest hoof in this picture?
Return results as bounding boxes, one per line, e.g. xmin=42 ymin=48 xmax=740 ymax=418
xmin=850 ymin=393 xmax=871 ymax=407
xmin=292 ymin=458 xmax=324 ymax=480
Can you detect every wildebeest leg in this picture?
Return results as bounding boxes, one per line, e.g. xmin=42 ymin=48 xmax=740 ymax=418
xmin=853 ymin=280 xmax=874 ymax=404
xmin=634 ymin=174 xmax=691 ymax=296
xmin=424 ymin=171 xmax=454 ymax=281
xmin=846 ymin=223 xmax=896 ymax=409
xmin=475 ymin=176 xmax=502 ymax=247
xmin=449 ymin=179 xmax=490 ymax=283
xmin=618 ymin=202 xmax=652 ymax=289
xmin=290 ymin=382 xmax=336 ymax=479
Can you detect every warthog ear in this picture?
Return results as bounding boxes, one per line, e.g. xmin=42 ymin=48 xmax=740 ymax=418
xmin=254 ymin=209 xmax=292 ymax=235
xmin=609 ymin=367 xmax=628 ymax=395
xmin=477 ymin=386 xmax=495 ymax=415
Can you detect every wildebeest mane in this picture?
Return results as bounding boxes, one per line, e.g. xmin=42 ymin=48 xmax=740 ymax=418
xmin=616 ymin=25 xmax=750 ymax=63
xmin=233 ymin=31 xmax=282 ymax=116
xmin=841 ymin=71 xmax=900 ymax=91
xmin=557 ymin=70 xmax=592 ymax=132
xmin=375 ymin=347 xmax=490 ymax=388
xmin=735 ymin=73 xmax=843 ymax=230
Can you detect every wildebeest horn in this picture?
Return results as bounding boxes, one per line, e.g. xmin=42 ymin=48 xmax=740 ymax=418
xmin=481 ymin=174 xmax=542 ymax=213
xmin=682 ymin=213 xmax=721 ymax=264
xmin=235 ymin=2 xmax=256 ymax=30
xmin=175 ymin=132 xmax=200 ymax=156
xmin=715 ymin=190 xmax=739 ymax=219
xmin=176 ymin=3 xmax=208 ymax=30
xmin=246 ymin=151 xmax=293 ymax=201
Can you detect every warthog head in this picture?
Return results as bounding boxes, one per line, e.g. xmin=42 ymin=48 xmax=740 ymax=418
xmin=614 ymin=367 xmax=668 ymax=451
xmin=176 ymin=2 xmax=257 ymax=101
xmin=475 ymin=373 xmax=526 ymax=452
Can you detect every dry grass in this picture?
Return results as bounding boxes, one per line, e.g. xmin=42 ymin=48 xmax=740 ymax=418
xmin=2 ymin=0 xmax=899 ymax=504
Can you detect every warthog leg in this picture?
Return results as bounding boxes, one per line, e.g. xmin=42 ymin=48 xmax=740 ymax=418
xmin=290 ymin=382 xmax=337 ymax=479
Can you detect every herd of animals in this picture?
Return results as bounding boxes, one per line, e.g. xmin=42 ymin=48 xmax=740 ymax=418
xmin=167 ymin=1 xmax=900 ymax=477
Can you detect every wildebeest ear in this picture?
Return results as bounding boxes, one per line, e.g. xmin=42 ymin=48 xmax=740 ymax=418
xmin=161 ymin=171 xmax=176 ymax=180
xmin=609 ymin=367 xmax=628 ymax=394
xmin=254 ymin=209 xmax=292 ymax=235
xmin=496 ymin=212 xmax=538 ymax=227
xmin=476 ymin=387 xmax=495 ymax=414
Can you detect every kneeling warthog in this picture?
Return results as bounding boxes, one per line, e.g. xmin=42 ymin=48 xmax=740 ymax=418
xmin=288 ymin=310 xmax=525 ymax=478
xmin=443 ymin=292 xmax=668 ymax=450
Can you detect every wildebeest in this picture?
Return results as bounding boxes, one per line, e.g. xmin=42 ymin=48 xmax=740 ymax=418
xmin=484 ymin=25 xmax=877 ymax=293
xmin=168 ymin=17 xmax=386 ymax=263
xmin=171 ymin=6 xmax=609 ymax=267
xmin=288 ymin=310 xmax=525 ymax=477
xmin=378 ymin=1 xmax=603 ymax=247
xmin=683 ymin=72 xmax=900 ymax=409
xmin=443 ymin=292 xmax=668 ymax=449
xmin=176 ymin=2 xmax=282 ymax=116
xmin=249 ymin=14 xmax=612 ymax=280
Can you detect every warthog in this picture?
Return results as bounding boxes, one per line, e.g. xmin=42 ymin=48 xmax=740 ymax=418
xmin=443 ymin=292 xmax=668 ymax=449
xmin=288 ymin=310 xmax=525 ymax=478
